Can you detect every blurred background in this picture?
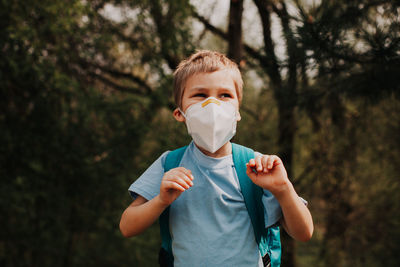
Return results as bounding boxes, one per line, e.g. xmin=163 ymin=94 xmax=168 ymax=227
xmin=1 ymin=0 xmax=399 ymax=266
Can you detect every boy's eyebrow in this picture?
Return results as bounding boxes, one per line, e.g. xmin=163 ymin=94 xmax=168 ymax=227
xmin=187 ymin=86 xmax=235 ymax=92
xmin=187 ymin=86 xmax=208 ymax=91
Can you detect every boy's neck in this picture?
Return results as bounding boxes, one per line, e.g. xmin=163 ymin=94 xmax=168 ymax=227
xmin=195 ymin=142 xmax=232 ymax=158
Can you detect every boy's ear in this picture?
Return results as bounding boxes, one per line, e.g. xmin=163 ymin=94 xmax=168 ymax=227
xmin=236 ymin=111 xmax=241 ymax=121
xmin=173 ymin=108 xmax=185 ymax=122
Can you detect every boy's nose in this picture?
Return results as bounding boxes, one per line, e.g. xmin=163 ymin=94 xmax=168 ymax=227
xmin=201 ymin=98 xmax=221 ymax=107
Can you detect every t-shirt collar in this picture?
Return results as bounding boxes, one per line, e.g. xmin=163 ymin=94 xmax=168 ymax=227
xmin=190 ymin=141 xmax=233 ymax=169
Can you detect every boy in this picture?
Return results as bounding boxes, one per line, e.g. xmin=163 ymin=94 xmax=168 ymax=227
xmin=119 ymin=50 xmax=313 ymax=266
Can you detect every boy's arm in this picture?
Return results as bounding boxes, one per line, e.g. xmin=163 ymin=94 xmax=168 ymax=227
xmin=119 ymin=167 xmax=194 ymax=238
xmin=275 ymin=183 xmax=313 ymax=242
xmin=246 ymin=155 xmax=313 ymax=242
xmin=119 ymin=195 xmax=168 ymax=237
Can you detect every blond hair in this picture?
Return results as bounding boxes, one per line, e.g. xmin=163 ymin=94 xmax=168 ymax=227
xmin=173 ymin=50 xmax=243 ymax=108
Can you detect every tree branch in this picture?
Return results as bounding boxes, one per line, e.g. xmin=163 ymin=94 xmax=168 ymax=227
xmin=89 ymin=71 xmax=149 ymax=95
xmin=193 ymin=11 xmax=228 ymax=39
xmin=91 ymin=63 xmax=153 ymax=94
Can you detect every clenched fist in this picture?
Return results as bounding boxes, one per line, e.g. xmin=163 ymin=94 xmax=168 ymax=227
xmin=159 ymin=167 xmax=194 ymax=206
xmin=246 ymin=155 xmax=290 ymax=196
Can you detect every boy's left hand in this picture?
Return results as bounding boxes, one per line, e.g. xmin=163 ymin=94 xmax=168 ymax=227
xmin=246 ymin=155 xmax=290 ymax=196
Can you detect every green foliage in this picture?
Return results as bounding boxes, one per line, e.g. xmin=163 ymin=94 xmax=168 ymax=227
xmin=294 ymin=2 xmax=400 ymax=265
xmin=0 ymin=51 xmax=148 ymax=266
xmin=298 ymin=0 xmax=400 ymax=102
xmin=0 ymin=1 xmax=163 ymax=266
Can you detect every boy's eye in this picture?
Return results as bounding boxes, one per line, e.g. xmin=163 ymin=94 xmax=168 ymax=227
xmin=193 ymin=93 xmax=207 ymax=98
xmin=220 ymin=93 xmax=233 ymax=99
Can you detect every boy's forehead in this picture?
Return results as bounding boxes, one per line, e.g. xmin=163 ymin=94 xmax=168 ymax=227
xmin=185 ymin=70 xmax=236 ymax=88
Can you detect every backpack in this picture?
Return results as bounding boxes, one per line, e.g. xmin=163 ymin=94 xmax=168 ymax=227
xmin=158 ymin=143 xmax=281 ymax=267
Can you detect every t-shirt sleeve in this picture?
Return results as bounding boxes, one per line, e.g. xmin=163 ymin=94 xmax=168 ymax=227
xmin=263 ymin=194 xmax=308 ymax=227
xmin=128 ymin=151 xmax=170 ymax=201
xmin=262 ymin=189 xmax=282 ymax=227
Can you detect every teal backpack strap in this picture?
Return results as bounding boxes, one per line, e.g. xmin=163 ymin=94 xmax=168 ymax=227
xmin=267 ymin=225 xmax=281 ymax=266
xmin=159 ymin=146 xmax=188 ymax=267
xmin=231 ymin=143 xmax=281 ymax=267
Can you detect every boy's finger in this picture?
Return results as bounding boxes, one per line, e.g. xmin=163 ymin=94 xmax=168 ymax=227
xmin=165 ymin=171 xmax=193 ymax=187
xmin=246 ymin=162 xmax=258 ymax=174
xmin=267 ymin=156 xmax=274 ymax=169
xmin=176 ymin=167 xmax=194 ymax=180
xmin=167 ymin=168 xmax=192 ymax=182
xmin=168 ymin=171 xmax=193 ymax=188
xmin=261 ymin=156 xmax=269 ymax=173
xmin=255 ymin=156 xmax=263 ymax=172
xmin=173 ymin=173 xmax=194 ymax=188
xmin=248 ymin=158 xmax=256 ymax=167
xmin=246 ymin=163 xmax=257 ymax=178
xmin=270 ymin=155 xmax=282 ymax=169
xmin=164 ymin=181 xmax=186 ymax=192
xmin=183 ymin=170 xmax=194 ymax=182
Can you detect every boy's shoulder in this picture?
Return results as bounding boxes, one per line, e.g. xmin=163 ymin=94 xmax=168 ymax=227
xmin=164 ymin=145 xmax=189 ymax=172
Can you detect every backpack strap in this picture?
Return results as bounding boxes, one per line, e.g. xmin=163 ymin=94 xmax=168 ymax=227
xmin=159 ymin=146 xmax=188 ymax=267
xmin=231 ymin=143 xmax=281 ymax=267
xmin=231 ymin=144 xmax=267 ymax=251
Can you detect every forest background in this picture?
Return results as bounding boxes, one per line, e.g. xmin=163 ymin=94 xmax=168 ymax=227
xmin=1 ymin=0 xmax=399 ymax=266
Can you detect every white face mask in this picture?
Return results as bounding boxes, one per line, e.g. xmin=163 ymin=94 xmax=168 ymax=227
xmin=180 ymin=97 xmax=239 ymax=153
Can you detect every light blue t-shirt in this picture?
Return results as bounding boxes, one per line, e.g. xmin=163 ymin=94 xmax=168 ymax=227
xmin=129 ymin=142 xmax=282 ymax=267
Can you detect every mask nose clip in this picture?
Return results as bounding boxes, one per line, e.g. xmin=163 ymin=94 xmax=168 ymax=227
xmin=201 ymin=98 xmax=221 ymax=107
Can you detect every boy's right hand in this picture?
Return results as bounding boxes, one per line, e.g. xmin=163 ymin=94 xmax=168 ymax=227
xmin=159 ymin=167 xmax=194 ymax=207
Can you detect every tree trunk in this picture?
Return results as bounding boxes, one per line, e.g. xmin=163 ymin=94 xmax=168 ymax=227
xmin=228 ymin=0 xmax=244 ymax=64
xmin=276 ymin=89 xmax=297 ymax=267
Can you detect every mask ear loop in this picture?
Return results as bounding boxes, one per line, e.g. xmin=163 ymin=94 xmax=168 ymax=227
xmin=178 ymin=108 xmax=187 ymax=119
